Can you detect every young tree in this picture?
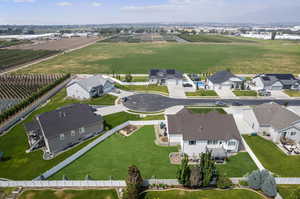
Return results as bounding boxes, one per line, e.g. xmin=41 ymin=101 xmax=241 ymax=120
xmin=217 ymin=174 xmax=233 ymax=189
xmin=125 ymin=73 xmax=133 ymax=82
xmin=248 ymin=170 xmax=262 ymax=190
xmin=177 ymin=154 xmax=190 ymax=187
xmin=200 ymin=151 xmax=216 ymax=187
xmin=189 ymin=166 xmax=202 ymax=188
xmin=261 ymin=175 xmax=277 ymax=197
xmin=124 ymin=165 xmax=144 ymax=199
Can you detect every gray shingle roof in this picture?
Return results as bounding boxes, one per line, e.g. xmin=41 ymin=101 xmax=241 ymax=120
xmin=167 ymin=108 xmax=242 ymax=142
xmin=207 ymin=70 xmax=241 ymax=84
xmin=68 ymin=75 xmax=112 ymax=92
xmin=255 ymin=74 xmax=299 ymax=88
xmin=253 ymin=102 xmax=300 ymax=130
xmin=37 ymin=104 xmax=102 ymax=139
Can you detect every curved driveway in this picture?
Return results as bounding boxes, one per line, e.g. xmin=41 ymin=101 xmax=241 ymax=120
xmin=123 ymin=94 xmax=300 ymax=112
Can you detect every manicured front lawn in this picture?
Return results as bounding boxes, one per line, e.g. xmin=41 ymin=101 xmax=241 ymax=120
xmin=50 ymin=126 xmax=178 ymax=180
xmin=18 ymin=189 xmax=118 ymax=199
xmin=115 ymin=84 xmax=169 ymax=94
xmin=284 ymin=90 xmax=300 ymax=97
xmin=278 ymin=185 xmax=300 ymax=199
xmin=216 ymin=152 xmax=258 ymax=177
xmin=233 ymin=90 xmax=257 ymax=96
xmin=243 ymin=135 xmax=300 ymax=176
xmin=141 ymin=189 xmax=265 ymax=199
xmin=188 ymin=107 xmax=226 ymax=114
xmin=0 ymin=89 xmax=164 ymax=180
xmin=186 ymin=89 xmax=218 ymax=97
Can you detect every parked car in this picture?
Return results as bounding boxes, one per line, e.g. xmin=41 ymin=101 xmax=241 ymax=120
xmin=215 ymin=101 xmax=226 ymax=107
xmin=183 ymin=83 xmax=193 ymax=87
xmin=121 ymin=97 xmax=128 ymax=102
xmin=258 ymin=89 xmax=271 ymax=96
xmin=232 ymin=101 xmax=243 ymax=106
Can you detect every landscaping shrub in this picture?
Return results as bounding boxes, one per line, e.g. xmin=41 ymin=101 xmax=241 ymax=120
xmin=238 ymin=180 xmax=248 ymax=186
xmin=261 ymin=175 xmax=277 ymax=197
xmin=248 ymin=170 xmax=262 ymax=190
xmin=177 ymin=154 xmax=190 ymax=187
xmin=124 ymin=165 xmax=144 ymax=199
xmin=217 ymin=175 xmax=233 ymax=189
xmin=293 ymin=188 xmax=300 ymax=199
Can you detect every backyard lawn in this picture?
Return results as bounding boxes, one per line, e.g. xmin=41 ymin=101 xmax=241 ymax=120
xmin=233 ymin=90 xmax=257 ymax=97
xmin=216 ymin=152 xmax=257 ymax=177
xmin=284 ymin=90 xmax=300 ymax=97
xmin=17 ymin=41 xmax=300 ymax=74
xmin=50 ymin=126 xmax=179 ymax=180
xmin=0 ymin=89 xmax=164 ymax=180
xmin=18 ymin=189 xmax=118 ymax=199
xmin=243 ymin=135 xmax=300 ymax=176
xmin=186 ymin=89 xmax=218 ymax=97
xmin=141 ymin=189 xmax=265 ymax=199
xmin=277 ymin=185 xmax=300 ymax=199
xmin=116 ymin=84 xmax=169 ymax=94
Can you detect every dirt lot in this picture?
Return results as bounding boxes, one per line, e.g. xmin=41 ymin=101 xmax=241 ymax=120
xmin=6 ymin=37 xmax=100 ymax=51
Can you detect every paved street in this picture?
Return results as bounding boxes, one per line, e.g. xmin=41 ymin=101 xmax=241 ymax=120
xmin=123 ymin=93 xmax=300 ymax=112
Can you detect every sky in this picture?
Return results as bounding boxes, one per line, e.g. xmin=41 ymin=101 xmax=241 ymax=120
xmin=0 ymin=0 xmax=300 ymax=25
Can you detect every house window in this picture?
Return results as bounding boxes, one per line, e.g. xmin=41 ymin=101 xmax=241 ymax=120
xmin=291 ymin=132 xmax=297 ymax=136
xmin=189 ymin=140 xmax=196 ymax=145
xmin=60 ymin=133 xmax=65 ymax=141
xmin=71 ymin=130 xmax=76 ymax=137
xmin=207 ymin=140 xmax=213 ymax=145
xmin=213 ymin=140 xmax=218 ymax=145
xmin=228 ymin=140 xmax=236 ymax=146
xmin=79 ymin=127 xmax=85 ymax=134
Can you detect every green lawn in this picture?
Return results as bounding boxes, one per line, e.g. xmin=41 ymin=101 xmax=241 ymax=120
xmin=186 ymin=89 xmax=218 ymax=97
xmin=284 ymin=90 xmax=300 ymax=97
xmin=278 ymin=185 xmax=300 ymax=199
xmin=217 ymin=152 xmax=258 ymax=177
xmin=141 ymin=189 xmax=265 ymax=199
xmin=119 ymin=76 xmax=149 ymax=82
xmin=187 ymin=107 xmax=226 ymax=114
xmin=243 ymin=135 xmax=300 ymax=177
xmin=50 ymin=126 xmax=179 ymax=180
xmin=115 ymin=84 xmax=169 ymax=94
xmin=233 ymin=90 xmax=257 ymax=96
xmin=17 ymin=41 xmax=300 ymax=74
xmin=0 ymin=89 xmax=164 ymax=180
xmin=18 ymin=189 xmax=118 ymax=199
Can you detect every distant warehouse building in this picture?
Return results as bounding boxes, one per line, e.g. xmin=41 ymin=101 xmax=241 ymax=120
xmin=25 ymin=104 xmax=103 ymax=159
xmin=67 ymin=75 xmax=114 ymax=100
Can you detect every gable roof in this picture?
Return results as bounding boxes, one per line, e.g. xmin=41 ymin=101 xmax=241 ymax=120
xmin=253 ymin=102 xmax=300 ymax=130
xmin=207 ymin=70 xmax=242 ymax=84
xmin=36 ymin=104 xmax=102 ymax=140
xmin=149 ymin=69 xmax=183 ymax=79
xmin=167 ymin=108 xmax=242 ymax=142
xmin=68 ymin=75 xmax=112 ymax=92
xmin=254 ymin=74 xmax=299 ymax=87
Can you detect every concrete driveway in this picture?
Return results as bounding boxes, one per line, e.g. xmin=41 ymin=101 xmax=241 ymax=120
xmin=270 ymin=90 xmax=291 ymax=99
xmin=225 ymin=107 xmax=255 ymax=134
xmin=95 ymin=104 xmax=127 ymax=116
xmin=167 ymin=84 xmax=187 ymax=98
xmin=214 ymin=88 xmax=238 ymax=99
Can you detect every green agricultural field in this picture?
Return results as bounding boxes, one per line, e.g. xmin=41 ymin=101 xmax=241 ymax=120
xmin=0 ymin=89 xmax=164 ymax=180
xmin=178 ymin=34 xmax=256 ymax=43
xmin=18 ymin=189 xmax=118 ymax=199
xmin=0 ymin=39 xmax=31 ymax=48
xmin=0 ymin=49 xmax=58 ymax=71
xmin=141 ymin=189 xmax=265 ymax=199
xmin=18 ymin=40 xmax=300 ymax=74
xmin=243 ymin=135 xmax=300 ymax=177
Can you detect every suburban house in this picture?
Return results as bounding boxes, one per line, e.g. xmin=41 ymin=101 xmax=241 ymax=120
xmin=251 ymin=74 xmax=300 ymax=90
xmin=149 ymin=69 xmax=183 ymax=85
xmin=165 ymin=106 xmax=243 ymax=159
xmin=207 ymin=70 xmax=244 ymax=90
xmin=243 ymin=102 xmax=300 ymax=144
xmin=25 ymin=104 xmax=104 ymax=159
xmin=66 ymin=75 xmax=114 ymax=100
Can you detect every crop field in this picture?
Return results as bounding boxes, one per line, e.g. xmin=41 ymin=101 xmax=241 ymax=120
xmin=178 ymin=34 xmax=256 ymax=43
xmin=0 ymin=39 xmax=31 ymax=48
xmin=100 ymin=33 xmax=169 ymax=43
xmin=18 ymin=39 xmax=300 ymax=74
xmin=0 ymin=49 xmax=58 ymax=71
xmin=0 ymin=74 xmax=64 ymax=112
xmin=6 ymin=37 xmax=100 ymax=51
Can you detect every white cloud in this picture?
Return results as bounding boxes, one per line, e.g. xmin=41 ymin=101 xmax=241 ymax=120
xmin=91 ymin=1 xmax=102 ymax=7
xmin=56 ymin=1 xmax=72 ymax=6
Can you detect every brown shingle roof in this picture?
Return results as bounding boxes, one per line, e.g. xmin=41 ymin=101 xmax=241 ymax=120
xmin=167 ymin=108 xmax=241 ymax=142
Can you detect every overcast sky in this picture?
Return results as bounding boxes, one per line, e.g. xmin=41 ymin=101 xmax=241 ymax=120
xmin=0 ymin=0 xmax=300 ymax=25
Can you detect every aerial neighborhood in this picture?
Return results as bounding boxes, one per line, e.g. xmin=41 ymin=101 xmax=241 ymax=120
xmin=1 ymin=22 xmax=300 ymax=199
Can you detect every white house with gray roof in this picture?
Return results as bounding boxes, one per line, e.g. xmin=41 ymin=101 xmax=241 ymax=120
xmin=251 ymin=74 xmax=300 ymax=90
xmin=165 ymin=106 xmax=243 ymax=159
xmin=67 ymin=75 xmax=114 ymax=100
xmin=244 ymin=102 xmax=300 ymax=144
xmin=207 ymin=70 xmax=244 ymax=90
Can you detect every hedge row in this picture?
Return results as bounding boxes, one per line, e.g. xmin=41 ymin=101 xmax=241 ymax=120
xmin=0 ymin=73 xmax=70 ymax=124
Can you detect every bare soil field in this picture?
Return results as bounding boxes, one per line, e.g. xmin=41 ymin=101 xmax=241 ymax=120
xmin=6 ymin=37 xmax=100 ymax=51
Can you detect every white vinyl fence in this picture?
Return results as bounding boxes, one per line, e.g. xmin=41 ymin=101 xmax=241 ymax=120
xmin=34 ymin=120 xmax=165 ymax=180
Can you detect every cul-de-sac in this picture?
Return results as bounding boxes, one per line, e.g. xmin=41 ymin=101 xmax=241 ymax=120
xmin=1 ymin=21 xmax=300 ymax=199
